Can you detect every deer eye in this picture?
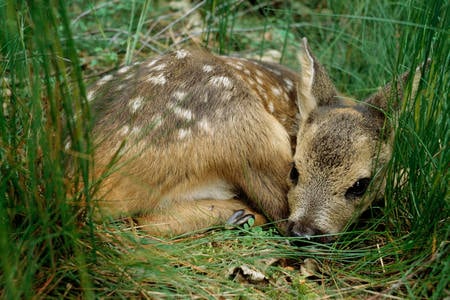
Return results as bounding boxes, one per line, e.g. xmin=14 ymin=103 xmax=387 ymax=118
xmin=289 ymin=163 xmax=299 ymax=185
xmin=345 ymin=178 xmax=371 ymax=199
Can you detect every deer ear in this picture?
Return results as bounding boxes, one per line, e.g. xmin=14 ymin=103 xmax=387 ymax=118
xmin=297 ymin=38 xmax=338 ymax=121
xmin=365 ymin=63 xmax=425 ymax=128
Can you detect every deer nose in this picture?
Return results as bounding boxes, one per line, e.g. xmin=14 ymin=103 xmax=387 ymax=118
xmin=288 ymin=221 xmax=324 ymax=238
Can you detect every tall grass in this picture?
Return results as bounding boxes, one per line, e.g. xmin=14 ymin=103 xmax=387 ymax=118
xmin=385 ymin=1 xmax=449 ymax=296
xmin=0 ymin=1 xmax=93 ymax=298
xmin=0 ymin=0 xmax=448 ymax=298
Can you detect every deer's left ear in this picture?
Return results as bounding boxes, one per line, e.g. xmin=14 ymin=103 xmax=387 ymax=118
xmin=364 ymin=63 xmax=425 ymax=128
xmin=297 ymin=38 xmax=338 ymax=122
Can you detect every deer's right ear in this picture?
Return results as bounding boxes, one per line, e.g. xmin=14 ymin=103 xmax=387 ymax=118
xmin=297 ymin=38 xmax=338 ymax=122
xmin=365 ymin=64 xmax=424 ymax=116
xmin=364 ymin=63 xmax=425 ymax=138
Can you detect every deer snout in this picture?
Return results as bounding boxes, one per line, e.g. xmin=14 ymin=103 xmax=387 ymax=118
xmin=287 ymin=220 xmax=323 ymax=238
xmin=287 ymin=220 xmax=333 ymax=243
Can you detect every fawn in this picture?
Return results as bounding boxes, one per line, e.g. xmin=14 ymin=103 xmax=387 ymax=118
xmin=87 ymin=38 xmax=420 ymax=239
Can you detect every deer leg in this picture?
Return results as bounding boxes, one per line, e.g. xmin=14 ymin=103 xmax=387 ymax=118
xmin=135 ymin=198 xmax=267 ymax=236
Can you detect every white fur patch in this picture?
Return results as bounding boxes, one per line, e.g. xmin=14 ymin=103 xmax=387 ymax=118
xmin=146 ymin=74 xmax=167 ymax=85
xmin=226 ymin=60 xmax=243 ymax=70
xmin=181 ymin=179 xmax=235 ymax=201
xmin=131 ymin=126 xmax=141 ymax=136
xmin=209 ymin=76 xmax=232 ymax=89
xmin=149 ymin=63 xmax=166 ymax=71
xmin=173 ymin=91 xmax=187 ymax=101
xmin=97 ymin=74 xmax=113 ymax=86
xmin=117 ymin=66 xmax=131 ymax=74
xmin=178 ymin=128 xmax=192 ymax=139
xmin=129 ymin=96 xmax=144 ymax=113
xmin=198 ymin=118 xmax=213 ymax=134
xmin=115 ymin=84 xmax=126 ymax=91
xmin=257 ymin=85 xmax=268 ymax=100
xmin=146 ymin=59 xmax=159 ymax=68
xmin=246 ymin=78 xmax=256 ymax=86
xmin=175 ymin=49 xmax=190 ymax=59
xmin=125 ymin=73 xmax=134 ymax=80
xmin=202 ymin=65 xmax=214 ymax=73
xmin=284 ymin=78 xmax=294 ymax=91
xmin=173 ymin=107 xmax=193 ymax=120
xmin=272 ymin=86 xmax=282 ymax=96
xmin=119 ymin=125 xmax=130 ymax=136
xmin=255 ymin=76 xmax=264 ymax=85
xmin=151 ymin=114 xmax=163 ymax=129
xmin=87 ymin=90 xmax=96 ymax=102
xmin=268 ymin=102 xmax=275 ymax=113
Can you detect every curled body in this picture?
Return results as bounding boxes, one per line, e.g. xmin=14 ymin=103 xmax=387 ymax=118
xmin=89 ymin=47 xmax=299 ymax=235
xmin=87 ymin=39 xmax=421 ymax=238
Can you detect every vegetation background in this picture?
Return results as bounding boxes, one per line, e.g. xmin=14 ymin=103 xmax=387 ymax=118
xmin=0 ymin=0 xmax=448 ymax=298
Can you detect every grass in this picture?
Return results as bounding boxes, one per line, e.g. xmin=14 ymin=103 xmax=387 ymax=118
xmin=1 ymin=0 xmax=448 ymax=298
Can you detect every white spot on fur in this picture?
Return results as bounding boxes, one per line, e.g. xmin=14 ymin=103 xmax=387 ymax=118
xmin=146 ymin=59 xmax=159 ymax=68
xmin=131 ymin=126 xmax=141 ymax=136
xmin=257 ymin=85 xmax=268 ymax=100
xmin=268 ymin=102 xmax=275 ymax=113
xmin=117 ymin=66 xmax=131 ymax=74
xmin=115 ymin=84 xmax=126 ymax=91
xmin=87 ymin=90 xmax=96 ymax=102
xmin=129 ymin=96 xmax=144 ymax=113
xmin=173 ymin=107 xmax=193 ymax=120
xmin=97 ymin=74 xmax=113 ymax=86
xmin=202 ymin=65 xmax=214 ymax=73
xmin=173 ymin=91 xmax=187 ymax=101
xmin=125 ymin=73 xmax=134 ymax=80
xmin=151 ymin=114 xmax=163 ymax=129
xmin=175 ymin=49 xmax=190 ymax=59
xmin=255 ymin=76 xmax=264 ymax=85
xmin=209 ymin=76 xmax=232 ymax=89
xmin=226 ymin=60 xmax=243 ymax=70
xmin=150 ymin=63 xmax=166 ymax=71
xmin=178 ymin=128 xmax=191 ymax=139
xmin=255 ymin=70 xmax=264 ymax=78
xmin=119 ymin=125 xmax=130 ymax=136
xmin=147 ymin=74 xmax=167 ymax=85
xmin=198 ymin=118 xmax=213 ymax=134
xmin=284 ymin=78 xmax=294 ymax=91
xmin=272 ymin=86 xmax=282 ymax=96
xmin=244 ymin=69 xmax=251 ymax=75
